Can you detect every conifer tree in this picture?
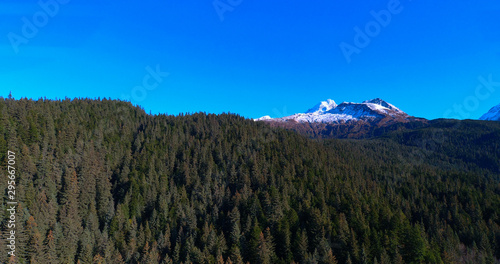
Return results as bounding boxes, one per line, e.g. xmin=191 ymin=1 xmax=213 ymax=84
xmin=59 ymin=169 xmax=83 ymax=262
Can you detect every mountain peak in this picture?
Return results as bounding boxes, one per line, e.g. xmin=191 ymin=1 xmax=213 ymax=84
xmin=306 ymin=99 xmax=337 ymax=114
xmin=254 ymin=115 xmax=272 ymax=121
xmin=362 ymin=98 xmax=402 ymax=112
xmin=479 ymin=103 xmax=500 ymax=121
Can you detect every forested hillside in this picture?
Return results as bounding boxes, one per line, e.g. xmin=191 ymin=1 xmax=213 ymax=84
xmin=0 ymin=98 xmax=499 ymax=263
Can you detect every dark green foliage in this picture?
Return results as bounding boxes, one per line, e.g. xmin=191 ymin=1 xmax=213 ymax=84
xmin=0 ymin=98 xmax=499 ymax=263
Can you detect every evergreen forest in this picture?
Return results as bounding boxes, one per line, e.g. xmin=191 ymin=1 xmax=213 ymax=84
xmin=0 ymin=98 xmax=499 ymax=264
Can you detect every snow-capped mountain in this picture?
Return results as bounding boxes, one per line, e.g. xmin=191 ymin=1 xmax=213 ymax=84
xmin=256 ymin=98 xmax=409 ymax=124
xmin=306 ymin=99 xmax=337 ymax=114
xmin=255 ymin=115 xmax=272 ymax=121
xmin=479 ymin=103 xmax=500 ymax=121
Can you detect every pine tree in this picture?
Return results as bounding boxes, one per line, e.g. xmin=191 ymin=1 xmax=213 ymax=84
xmin=295 ymin=228 xmax=309 ymax=263
xmin=276 ymin=219 xmax=292 ymax=262
xmin=77 ymin=228 xmax=94 ymax=264
xmin=26 ymin=216 xmax=44 ymax=262
xmin=141 ymin=241 xmax=160 ymax=264
xmin=346 ymin=253 xmax=353 ymax=264
xmin=59 ymin=169 xmax=83 ymax=262
xmin=380 ymin=248 xmax=391 ymax=264
xmin=92 ymin=254 xmax=104 ymax=264
xmin=44 ymin=230 xmax=57 ymax=264
xmin=393 ymin=248 xmax=404 ymax=264
xmin=349 ymin=228 xmax=360 ymax=263
xmin=229 ymin=245 xmax=244 ymax=264
xmin=247 ymin=221 xmax=262 ymax=263
xmin=257 ymin=231 xmax=271 ymax=264
xmin=323 ymin=249 xmax=338 ymax=264
xmin=402 ymin=225 xmax=426 ymax=263
xmin=361 ymin=245 xmax=369 ymax=264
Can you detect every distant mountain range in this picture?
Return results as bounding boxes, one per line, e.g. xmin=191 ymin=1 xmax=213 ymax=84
xmin=255 ymin=98 xmax=426 ymax=138
xmin=257 ymin=98 xmax=500 ymax=123
xmin=255 ymin=98 xmax=500 ymax=139
xmin=256 ymin=98 xmax=415 ymax=124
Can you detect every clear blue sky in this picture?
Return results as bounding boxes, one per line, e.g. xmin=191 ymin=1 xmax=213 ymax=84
xmin=1 ymin=0 xmax=500 ymax=119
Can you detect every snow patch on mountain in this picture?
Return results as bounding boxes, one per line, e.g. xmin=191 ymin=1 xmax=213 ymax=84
xmin=254 ymin=115 xmax=272 ymax=121
xmin=306 ymin=99 xmax=337 ymax=114
xmin=362 ymin=98 xmax=402 ymax=113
